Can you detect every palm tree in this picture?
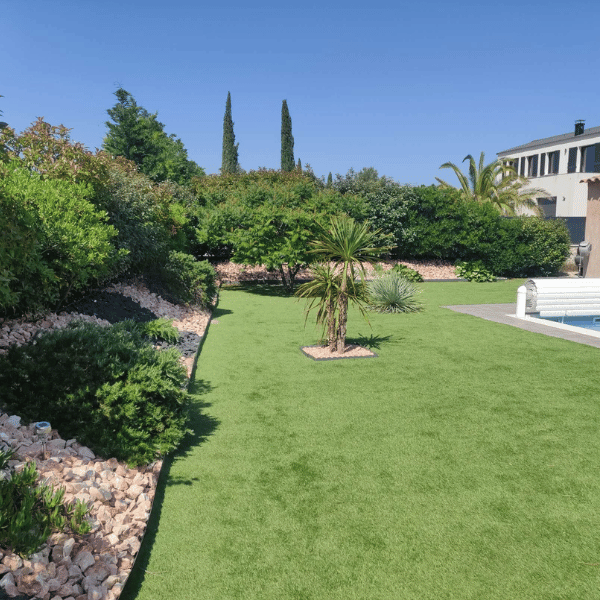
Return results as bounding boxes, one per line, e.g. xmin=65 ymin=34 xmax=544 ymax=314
xmin=436 ymin=152 xmax=547 ymax=216
xmin=298 ymin=216 xmax=391 ymax=353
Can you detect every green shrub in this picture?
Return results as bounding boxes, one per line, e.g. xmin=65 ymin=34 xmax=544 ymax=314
xmin=0 ymin=449 xmax=90 ymax=557
xmin=0 ymin=321 xmax=190 ymax=466
xmin=92 ymin=165 xmax=170 ymax=275
xmin=367 ymin=271 xmax=423 ymax=314
xmin=374 ymin=263 xmax=424 ymax=283
xmin=482 ymin=217 xmax=571 ymax=277
xmin=455 ymin=260 xmax=497 ymax=282
xmin=0 ymin=161 xmax=123 ymax=316
xmin=160 ymin=251 xmax=217 ymax=307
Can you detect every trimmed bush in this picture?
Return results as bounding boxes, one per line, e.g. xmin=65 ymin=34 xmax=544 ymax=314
xmin=159 ymin=251 xmax=217 ymax=307
xmin=0 ymin=321 xmax=190 ymax=466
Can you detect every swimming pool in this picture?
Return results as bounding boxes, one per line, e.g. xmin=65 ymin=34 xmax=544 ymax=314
xmin=534 ymin=314 xmax=600 ymax=331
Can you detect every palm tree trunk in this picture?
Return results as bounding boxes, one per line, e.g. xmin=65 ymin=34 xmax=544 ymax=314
xmin=326 ymin=297 xmax=336 ymax=352
xmin=336 ymin=284 xmax=348 ymax=353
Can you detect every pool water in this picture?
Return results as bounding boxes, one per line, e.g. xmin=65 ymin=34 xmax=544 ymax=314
xmin=536 ymin=314 xmax=600 ymax=331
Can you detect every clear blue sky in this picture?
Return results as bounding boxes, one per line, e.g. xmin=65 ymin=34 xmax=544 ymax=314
xmin=3 ymin=0 xmax=598 ymax=185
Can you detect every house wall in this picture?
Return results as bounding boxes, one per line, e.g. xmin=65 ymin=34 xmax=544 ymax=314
xmin=498 ymin=131 xmax=600 ymax=218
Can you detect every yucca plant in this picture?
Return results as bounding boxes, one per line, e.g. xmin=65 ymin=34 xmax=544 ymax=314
xmin=296 ymin=263 xmax=369 ymax=350
xmin=367 ymin=271 xmax=423 ymax=314
xmin=300 ymin=216 xmax=392 ymax=352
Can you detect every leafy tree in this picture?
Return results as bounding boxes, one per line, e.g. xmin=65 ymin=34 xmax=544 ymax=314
xmin=192 ymin=170 xmax=368 ymax=289
xmin=436 ymin=152 xmax=546 ymax=215
xmin=103 ymin=88 xmax=204 ymax=184
xmin=221 ymin=92 xmax=239 ymax=174
xmin=327 ymin=172 xmax=333 ymax=187
xmin=302 ymin=216 xmax=391 ymax=352
xmin=281 ymin=99 xmax=294 ymax=171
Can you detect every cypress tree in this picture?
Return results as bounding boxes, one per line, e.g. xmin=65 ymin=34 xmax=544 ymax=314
xmin=221 ymin=92 xmax=239 ymax=174
xmin=327 ymin=172 xmax=333 ymax=187
xmin=281 ymin=99 xmax=294 ymax=172
xmin=297 ymin=158 xmax=302 ymax=172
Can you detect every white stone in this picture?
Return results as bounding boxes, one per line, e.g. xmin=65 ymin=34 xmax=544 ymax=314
xmin=6 ymin=415 xmax=21 ymax=428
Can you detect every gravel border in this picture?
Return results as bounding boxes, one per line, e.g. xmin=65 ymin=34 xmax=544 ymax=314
xmin=300 ymin=345 xmax=378 ymax=361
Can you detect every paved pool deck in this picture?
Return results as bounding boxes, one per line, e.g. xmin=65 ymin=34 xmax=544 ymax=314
xmin=443 ymin=303 xmax=600 ymax=349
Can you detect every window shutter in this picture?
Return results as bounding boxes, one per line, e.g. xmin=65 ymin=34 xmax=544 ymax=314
xmin=554 ymin=150 xmax=560 ymax=173
xmin=532 ymin=154 xmax=538 ymax=177
xmin=540 ymin=153 xmax=546 ymax=176
xmin=568 ymin=147 xmax=577 ymax=173
xmin=595 ymin=144 xmax=600 ymax=172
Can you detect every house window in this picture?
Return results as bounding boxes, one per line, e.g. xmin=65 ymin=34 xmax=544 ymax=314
xmin=527 ymin=154 xmax=538 ymax=177
xmin=540 ymin=153 xmax=546 ymax=176
xmin=567 ymin=147 xmax=577 ymax=173
xmin=537 ymin=197 xmax=557 ymax=218
xmin=520 ymin=157 xmax=526 ymax=176
xmin=581 ymin=144 xmax=600 ymax=173
xmin=549 ymin=150 xmax=559 ymax=174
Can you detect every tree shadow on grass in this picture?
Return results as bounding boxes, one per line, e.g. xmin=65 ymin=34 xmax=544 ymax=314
xmin=222 ymin=282 xmax=296 ymax=298
xmin=346 ymin=333 xmax=394 ymax=350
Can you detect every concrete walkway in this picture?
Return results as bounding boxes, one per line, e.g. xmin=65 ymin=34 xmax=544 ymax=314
xmin=443 ymin=303 xmax=600 ymax=349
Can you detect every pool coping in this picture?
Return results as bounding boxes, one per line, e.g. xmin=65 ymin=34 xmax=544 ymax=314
xmin=442 ymin=303 xmax=600 ymax=349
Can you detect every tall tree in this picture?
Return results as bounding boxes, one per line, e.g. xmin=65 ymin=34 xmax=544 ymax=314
xmin=327 ymin=172 xmax=333 ymax=187
xmin=103 ymin=88 xmax=203 ymax=184
xmin=281 ymin=100 xmax=294 ymax=172
xmin=221 ymin=92 xmax=239 ymax=174
xmin=297 ymin=158 xmax=302 ymax=172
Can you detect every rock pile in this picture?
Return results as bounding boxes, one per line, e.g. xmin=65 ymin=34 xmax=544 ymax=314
xmin=0 ymin=282 xmax=211 ymax=377
xmin=0 ymin=412 xmax=160 ymax=600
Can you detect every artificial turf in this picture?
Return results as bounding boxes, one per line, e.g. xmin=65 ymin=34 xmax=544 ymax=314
xmin=123 ymin=280 xmax=600 ymax=600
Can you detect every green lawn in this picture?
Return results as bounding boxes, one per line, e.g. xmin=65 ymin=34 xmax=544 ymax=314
xmin=123 ymin=280 xmax=600 ymax=600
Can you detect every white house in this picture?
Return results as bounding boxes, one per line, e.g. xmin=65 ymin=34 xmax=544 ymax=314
xmin=497 ymin=121 xmax=600 ymax=243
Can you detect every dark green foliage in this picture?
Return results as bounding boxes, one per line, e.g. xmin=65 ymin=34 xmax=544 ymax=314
xmin=281 ymin=100 xmax=294 ymax=172
xmin=455 ymin=260 xmax=497 ymax=282
xmin=480 ymin=217 xmax=571 ymax=277
xmin=401 ymin=186 xmax=570 ymax=277
xmin=160 ymin=251 xmax=217 ymax=306
xmin=221 ymin=92 xmax=239 ymax=175
xmin=93 ymin=164 xmax=170 ymax=275
xmin=104 ymin=88 xmax=204 ymax=184
xmin=333 ymin=168 xmax=416 ymax=255
xmin=0 ymin=451 xmax=90 ymax=557
xmin=0 ymin=161 xmax=122 ymax=316
xmin=297 ymin=158 xmax=302 ymax=172
xmin=327 ymin=172 xmax=333 ymax=187
xmin=0 ymin=321 xmax=190 ymax=466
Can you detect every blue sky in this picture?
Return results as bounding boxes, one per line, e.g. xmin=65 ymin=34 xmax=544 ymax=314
xmin=3 ymin=0 xmax=598 ymax=185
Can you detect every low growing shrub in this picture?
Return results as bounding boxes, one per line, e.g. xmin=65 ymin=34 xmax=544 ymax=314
xmin=0 ymin=321 xmax=190 ymax=466
xmin=0 ymin=449 xmax=90 ymax=557
xmin=373 ymin=263 xmax=424 ymax=282
xmin=159 ymin=251 xmax=217 ymax=307
xmin=367 ymin=271 xmax=423 ymax=314
xmin=455 ymin=260 xmax=497 ymax=282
